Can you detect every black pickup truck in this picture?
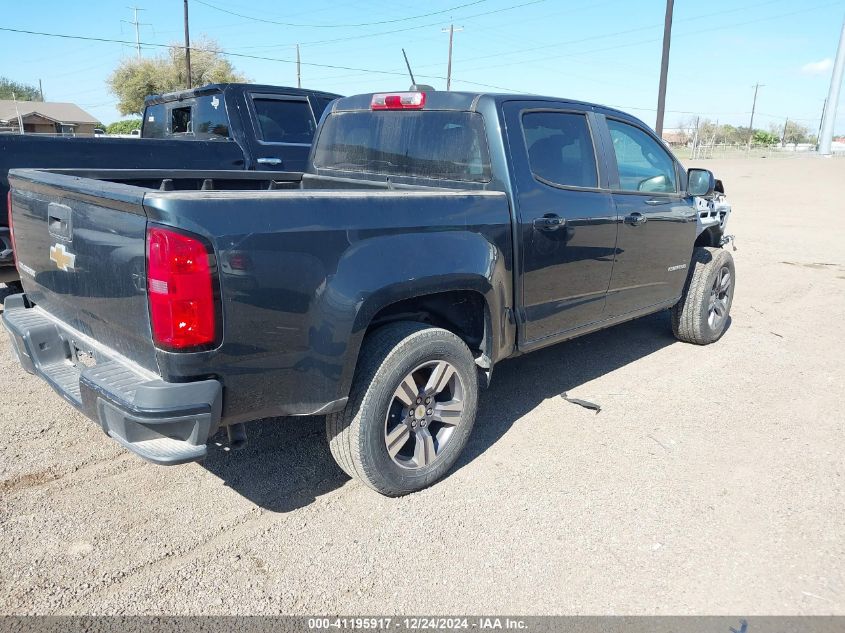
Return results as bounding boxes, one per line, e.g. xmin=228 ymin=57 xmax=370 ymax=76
xmin=4 ymin=89 xmax=735 ymax=496
xmin=0 ymin=83 xmax=341 ymax=287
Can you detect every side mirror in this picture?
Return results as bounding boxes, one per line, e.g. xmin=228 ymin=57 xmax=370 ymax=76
xmin=687 ymin=168 xmax=715 ymax=197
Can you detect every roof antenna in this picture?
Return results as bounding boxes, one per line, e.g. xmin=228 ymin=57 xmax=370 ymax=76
xmin=402 ymin=48 xmax=417 ymax=87
xmin=402 ymin=49 xmax=434 ymax=92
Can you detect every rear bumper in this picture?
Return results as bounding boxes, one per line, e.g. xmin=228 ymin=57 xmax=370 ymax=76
xmin=2 ymin=294 xmax=222 ymax=465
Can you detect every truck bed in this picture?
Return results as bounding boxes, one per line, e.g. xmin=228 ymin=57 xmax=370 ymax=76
xmin=6 ymin=168 xmax=513 ymax=460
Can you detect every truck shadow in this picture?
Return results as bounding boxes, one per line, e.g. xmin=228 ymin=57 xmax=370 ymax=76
xmin=455 ymin=310 xmax=681 ymax=473
xmin=201 ymin=310 xmax=691 ymax=512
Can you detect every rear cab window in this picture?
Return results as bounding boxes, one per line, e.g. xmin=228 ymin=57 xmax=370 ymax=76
xmin=250 ymin=95 xmax=317 ymax=145
xmin=522 ymin=111 xmax=598 ymax=189
xmin=313 ymin=110 xmax=491 ymax=183
xmin=142 ymin=93 xmax=230 ymax=140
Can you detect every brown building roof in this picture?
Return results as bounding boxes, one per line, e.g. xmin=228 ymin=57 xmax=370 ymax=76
xmin=0 ymin=100 xmax=99 ymax=125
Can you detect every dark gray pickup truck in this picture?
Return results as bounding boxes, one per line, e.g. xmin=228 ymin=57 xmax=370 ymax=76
xmin=3 ymin=90 xmax=735 ymax=496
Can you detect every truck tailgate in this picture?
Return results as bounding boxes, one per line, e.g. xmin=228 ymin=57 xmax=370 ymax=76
xmin=8 ymin=169 xmax=157 ymax=372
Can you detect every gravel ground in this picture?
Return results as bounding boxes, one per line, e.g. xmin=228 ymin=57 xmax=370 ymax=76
xmin=0 ymin=157 xmax=843 ymax=615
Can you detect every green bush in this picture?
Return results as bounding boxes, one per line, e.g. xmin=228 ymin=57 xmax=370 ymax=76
xmin=106 ymin=119 xmax=142 ymax=135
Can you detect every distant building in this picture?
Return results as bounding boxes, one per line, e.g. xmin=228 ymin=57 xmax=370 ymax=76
xmin=0 ymin=100 xmax=100 ymax=136
xmin=661 ymin=128 xmax=689 ymax=146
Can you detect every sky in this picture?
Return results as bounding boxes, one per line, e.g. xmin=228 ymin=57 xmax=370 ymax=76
xmin=2 ymin=0 xmax=844 ymax=134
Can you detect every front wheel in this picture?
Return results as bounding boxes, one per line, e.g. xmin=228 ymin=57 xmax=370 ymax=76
xmin=326 ymin=322 xmax=479 ymax=496
xmin=671 ymin=246 xmax=735 ymax=345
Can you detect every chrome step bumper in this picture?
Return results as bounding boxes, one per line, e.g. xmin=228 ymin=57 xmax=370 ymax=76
xmin=3 ymin=294 xmax=221 ymax=465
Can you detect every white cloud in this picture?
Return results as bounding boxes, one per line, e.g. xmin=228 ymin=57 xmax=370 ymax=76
xmin=801 ymin=58 xmax=833 ymax=75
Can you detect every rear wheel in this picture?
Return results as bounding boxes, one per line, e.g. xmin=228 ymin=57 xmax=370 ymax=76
xmin=671 ymin=246 xmax=735 ymax=345
xmin=326 ymin=322 xmax=478 ymax=496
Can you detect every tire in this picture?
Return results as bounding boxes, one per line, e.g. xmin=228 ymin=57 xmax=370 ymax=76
xmin=4 ymin=280 xmax=22 ymax=294
xmin=671 ymin=246 xmax=735 ymax=345
xmin=326 ymin=321 xmax=479 ymax=496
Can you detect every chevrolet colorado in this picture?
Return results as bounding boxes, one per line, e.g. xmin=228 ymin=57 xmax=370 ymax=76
xmin=4 ymin=90 xmax=735 ymax=496
xmin=0 ymin=83 xmax=341 ymax=287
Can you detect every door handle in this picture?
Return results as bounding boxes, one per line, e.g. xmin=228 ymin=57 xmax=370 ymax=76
xmin=624 ymin=212 xmax=648 ymax=226
xmin=645 ymin=198 xmax=671 ymax=206
xmin=256 ymin=157 xmax=282 ymax=166
xmin=533 ymin=214 xmax=566 ymax=231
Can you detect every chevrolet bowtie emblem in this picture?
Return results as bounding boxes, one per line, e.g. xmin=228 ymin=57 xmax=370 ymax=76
xmin=49 ymin=243 xmax=76 ymax=272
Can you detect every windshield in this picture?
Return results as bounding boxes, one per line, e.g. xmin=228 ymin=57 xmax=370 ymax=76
xmin=312 ymin=110 xmax=492 ymax=183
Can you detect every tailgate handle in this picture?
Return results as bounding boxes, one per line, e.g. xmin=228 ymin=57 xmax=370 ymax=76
xmin=48 ymin=203 xmax=73 ymax=239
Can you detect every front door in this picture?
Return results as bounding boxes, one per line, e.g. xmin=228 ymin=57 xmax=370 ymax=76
xmin=504 ymin=103 xmax=618 ymax=346
xmin=601 ymin=117 xmax=697 ymax=316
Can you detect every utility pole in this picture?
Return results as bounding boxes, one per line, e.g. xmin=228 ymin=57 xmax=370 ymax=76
xmin=38 ymin=79 xmax=44 ymax=102
xmin=183 ymin=0 xmax=192 ymax=88
xmin=747 ymin=82 xmax=763 ymax=151
xmin=441 ymin=24 xmax=463 ymax=91
xmin=819 ymin=15 xmax=845 ymax=155
xmin=123 ymin=6 xmax=149 ymax=58
xmin=781 ymin=117 xmax=789 ymax=147
xmin=296 ymin=44 xmax=301 ymax=88
xmin=816 ymin=99 xmax=827 ymax=144
xmin=691 ymin=116 xmax=700 ymax=159
xmin=654 ymin=0 xmax=674 ymax=137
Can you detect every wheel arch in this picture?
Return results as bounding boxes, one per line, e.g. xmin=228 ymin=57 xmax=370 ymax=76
xmin=340 ymin=281 xmax=502 ymax=397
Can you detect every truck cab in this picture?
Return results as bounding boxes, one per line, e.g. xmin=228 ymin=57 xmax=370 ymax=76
xmin=141 ymin=83 xmax=340 ymax=172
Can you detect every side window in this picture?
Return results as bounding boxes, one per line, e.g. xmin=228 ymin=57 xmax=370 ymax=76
xmin=192 ymin=94 xmax=230 ymax=139
xmin=143 ymin=103 xmax=167 ymax=138
xmin=522 ymin=111 xmax=597 ymax=189
xmin=171 ymin=106 xmax=192 ymax=135
xmin=607 ymin=119 xmax=677 ymax=193
xmin=252 ymin=97 xmax=316 ymax=144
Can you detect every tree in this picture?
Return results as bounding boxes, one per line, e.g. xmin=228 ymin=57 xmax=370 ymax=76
xmin=0 ymin=77 xmax=42 ymax=101
xmin=752 ymin=130 xmax=779 ymax=146
xmin=783 ymin=120 xmax=810 ymax=146
xmin=106 ymin=119 xmax=142 ymax=135
xmin=107 ymin=36 xmax=248 ymax=115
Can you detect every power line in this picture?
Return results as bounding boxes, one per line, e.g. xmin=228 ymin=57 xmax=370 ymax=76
xmin=232 ymin=0 xmax=546 ymax=50
xmin=2 ymin=0 xmax=841 ymax=106
xmin=193 ymin=0 xmax=490 ymax=28
xmin=440 ymin=0 xmax=841 ymax=84
xmin=0 ymin=24 xmax=516 ymax=92
xmin=422 ymin=0 xmax=826 ymax=75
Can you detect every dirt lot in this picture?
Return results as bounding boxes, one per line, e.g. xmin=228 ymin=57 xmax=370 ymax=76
xmin=1 ymin=157 xmax=843 ymax=615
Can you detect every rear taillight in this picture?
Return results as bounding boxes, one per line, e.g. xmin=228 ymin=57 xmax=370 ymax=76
xmin=7 ymin=191 xmax=18 ymax=271
xmin=371 ymin=92 xmax=426 ymax=110
xmin=146 ymin=226 xmax=218 ymax=350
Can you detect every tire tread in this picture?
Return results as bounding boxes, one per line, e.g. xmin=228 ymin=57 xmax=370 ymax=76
xmin=671 ymin=246 xmax=734 ymax=345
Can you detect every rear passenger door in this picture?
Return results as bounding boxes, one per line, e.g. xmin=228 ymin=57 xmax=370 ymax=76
xmin=504 ymin=102 xmax=618 ymax=346
xmin=600 ymin=116 xmax=697 ymax=316
xmin=245 ymin=93 xmax=319 ymax=171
